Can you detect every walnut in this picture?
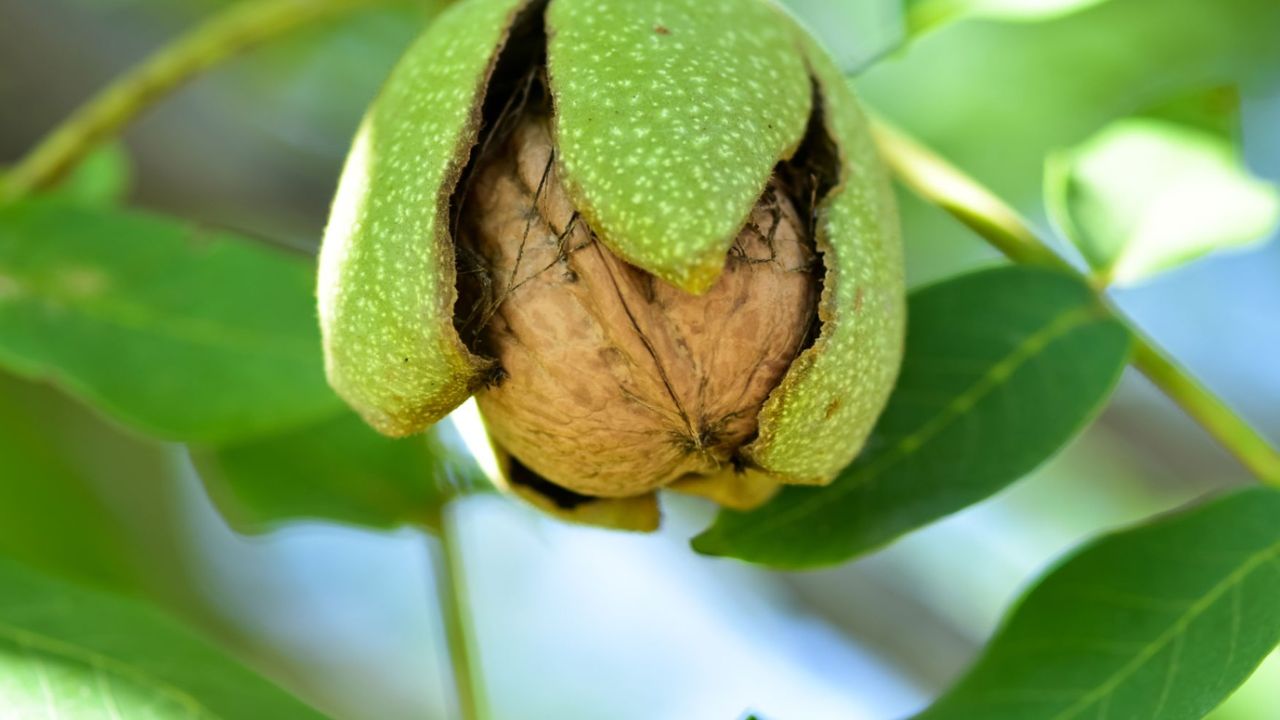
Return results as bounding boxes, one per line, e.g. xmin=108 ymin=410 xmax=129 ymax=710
xmin=457 ymin=115 xmax=818 ymax=500
xmin=318 ymin=0 xmax=906 ymax=530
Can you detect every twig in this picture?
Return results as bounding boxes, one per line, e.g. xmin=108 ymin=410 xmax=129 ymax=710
xmin=0 ymin=0 xmax=388 ymax=202
xmin=427 ymin=502 xmax=487 ymax=720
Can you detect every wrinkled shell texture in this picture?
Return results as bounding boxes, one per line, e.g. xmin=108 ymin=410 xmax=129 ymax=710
xmin=461 ymin=116 xmax=818 ymax=498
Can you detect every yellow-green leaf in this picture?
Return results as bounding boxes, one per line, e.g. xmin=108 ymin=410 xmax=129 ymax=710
xmin=0 ymin=556 xmax=325 ymax=719
xmin=1046 ymin=117 xmax=1279 ymax=287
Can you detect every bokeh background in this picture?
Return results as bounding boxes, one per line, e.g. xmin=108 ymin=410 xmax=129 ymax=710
xmin=2 ymin=0 xmax=1278 ymax=718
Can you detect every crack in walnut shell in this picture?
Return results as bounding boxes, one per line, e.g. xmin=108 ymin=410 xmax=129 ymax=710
xmin=457 ymin=113 xmax=820 ymax=500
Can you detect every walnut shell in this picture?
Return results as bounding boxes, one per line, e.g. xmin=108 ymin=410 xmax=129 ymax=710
xmin=459 ymin=115 xmax=818 ymax=500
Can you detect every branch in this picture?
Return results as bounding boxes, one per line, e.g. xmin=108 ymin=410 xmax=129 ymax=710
xmin=0 ymin=0 xmax=389 ymax=203
xmin=870 ymin=115 xmax=1280 ymax=487
xmin=427 ymin=503 xmax=488 ymax=720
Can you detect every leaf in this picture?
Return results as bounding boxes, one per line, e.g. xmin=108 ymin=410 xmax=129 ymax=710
xmin=1046 ymin=117 xmax=1280 ymax=287
xmin=193 ymin=410 xmax=486 ymax=532
xmin=915 ymin=487 xmax=1280 ymax=720
xmin=0 ymin=373 xmax=148 ymax=591
xmin=0 ymin=371 xmax=229 ymax=622
xmin=693 ymin=266 xmax=1131 ymax=568
xmin=966 ymin=0 xmax=1112 ymax=20
xmin=0 ymin=555 xmax=325 ymax=719
xmin=0 ymin=198 xmax=341 ymax=444
xmin=905 ymin=0 xmax=1112 ymax=35
xmin=1138 ymin=85 xmax=1242 ymax=143
xmin=52 ymin=144 xmax=132 ymax=206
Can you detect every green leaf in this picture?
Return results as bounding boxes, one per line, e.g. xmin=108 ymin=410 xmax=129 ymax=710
xmin=0 ymin=371 xmax=226 ymax=620
xmin=905 ymin=0 xmax=1112 ymax=35
xmin=1046 ymin=117 xmax=1280 ymax=287
xmin=52 ymin=144 xmax=132 ymax=206
xmin=916 ymin=487 xmax=1280 ymax=720
xmin=694 ymin=266 xmax=1131 ymax=568
xmin=1138 ymin=85 xmax=1243 ymax=143
xmin=193 ymin=410 xmax=486 ymax=531
xmin=864 ymin=0 xmax=1280 ymax=286
xmin=968 ymin=0 xmax=1111 ymax=20
xmin=0 ymin=198 xmax=340 ymax=444
xmin=546 ymin=0 xmax=813 ymax=292
xmin=0 ymin=555 xmax=325 ymax=719
xmin=0 ymin=374 xmax=148 ymax=591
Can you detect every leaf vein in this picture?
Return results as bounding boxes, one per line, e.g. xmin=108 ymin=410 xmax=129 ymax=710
xmin=1049 ymin=538 xmax=1280 ymax=720
xmin=0 ymin=620 xmax=221 ymax=719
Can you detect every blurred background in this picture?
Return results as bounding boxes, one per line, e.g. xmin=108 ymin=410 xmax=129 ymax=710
xmin=1 ymin=0 xmax=1278 ymax=718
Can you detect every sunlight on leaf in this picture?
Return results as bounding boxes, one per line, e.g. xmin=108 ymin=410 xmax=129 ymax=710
xmin=905 ymin=0 xmax=1111 ymax=36
xmin=1046 ymin=117 xmax=1280 ymax=287
xmin=0 ymin=555 xmax=324 ymax=719
xmin=1208 ymin=651 xmax=1280 ymax=720
xmin=916 ymin=487 xmax=1280 ymax=720
xmin=694 ymin=266 xmax=1131 ymax=568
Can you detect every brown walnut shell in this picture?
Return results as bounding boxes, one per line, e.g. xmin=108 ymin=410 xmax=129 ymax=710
xmin=457 ymin=114 xmax=819 ymax=501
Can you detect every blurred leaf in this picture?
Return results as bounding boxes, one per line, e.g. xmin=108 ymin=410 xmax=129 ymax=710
xmin=905 ymin=0 xmax=1112 ymax=35
xmin=1208 ymin=651 xmax=1280 ymax=720
xmin=862 ymin=0 xmax=1280 ymax=285
xmin=0 ymin=555 xmax=325 ymax=719
xmin=0 ymin=371 xmax=242 ymax=624
xmin=916 ymin=487 xmax=1280 ymax=720
xmin=193 ymin=411 xmax=486 ymax=532
xmin=1046 ymin=118 xmax=1280 ymax=286
xmin=1139 ymin=85 xmax=1243 ymax=142
xmin=230 ymin=2 xmax=443 ymax=152
xmin=780 ymin=0 xmax=905 ymax=73
xmin=0 ymin=374 xmax=146 ymax=591
xmin=52 ymin=145 xmax=132 ymax=206
xmin=693 ymin=266 xmax=1131 ymax=568
xmin=0 ymin=199 xmax=340 ymax=444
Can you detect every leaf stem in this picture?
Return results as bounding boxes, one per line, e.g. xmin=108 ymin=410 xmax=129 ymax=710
xmin=1128 ymin=336 xmax=1280 ymax=485
xmin=0 ymin=0 xmax=387 ymax=203
xmin=427 ymin=503 xmax=487 ymax=720
xmin=869 ymin=115 xmax=1280 ymax=487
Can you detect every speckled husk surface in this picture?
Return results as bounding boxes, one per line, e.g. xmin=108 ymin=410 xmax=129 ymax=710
xmin=318 ymin=0 xmax=906 ymax=529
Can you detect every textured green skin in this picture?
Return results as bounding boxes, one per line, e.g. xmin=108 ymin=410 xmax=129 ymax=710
xmin=317 ymin=0 xmax=528 ymax=436
xmin=742 ymin=27 xmax=906 ymax=484
xmin=320 ymin=0 xmax=905 ymax=496
xmin=545 ymin=0 xmax=813 ymax=293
